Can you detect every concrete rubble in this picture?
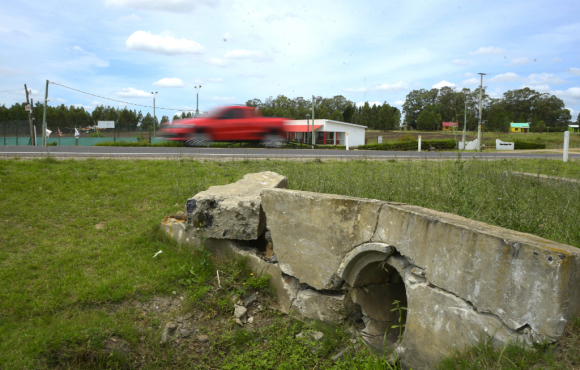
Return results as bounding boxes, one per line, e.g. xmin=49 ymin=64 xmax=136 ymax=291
xmin=161 ymin=172 xmax=580 ymax=370
xmin=185 ymin=171 xmax=287 ymax=240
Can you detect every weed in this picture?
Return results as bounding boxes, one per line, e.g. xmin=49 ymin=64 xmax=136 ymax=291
xmin=390 ymin=300 xmax=407 ymax=342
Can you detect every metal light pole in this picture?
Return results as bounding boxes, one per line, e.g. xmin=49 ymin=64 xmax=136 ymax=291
xmin=311 ymin=95 xmax=315 ymax=148
xmin=306 ymin=114 xmax=310 ymax=145
xmin=151 ymin=92 xmax=158 ymax=137
xmin=42 ymin=80 xmax=49 ymax=146
xmin=462 ymin=100 xmax=467 ymax=147
xmin=477 ymin=73 xmax=487 ymax=152
xmin=195 ymin=85 xmax=202 ymax=117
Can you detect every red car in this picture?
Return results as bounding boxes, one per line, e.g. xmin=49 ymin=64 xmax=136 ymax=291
xmin=160 ymin=105 xmax=288 ymax=147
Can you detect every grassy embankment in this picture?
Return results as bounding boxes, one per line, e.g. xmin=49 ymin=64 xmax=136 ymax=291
xmin=1 ymin=157 xmax=580 ymax=369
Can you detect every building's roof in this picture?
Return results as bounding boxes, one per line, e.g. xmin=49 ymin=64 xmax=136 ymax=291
xmin=284 ymin=124 xmax=323 ymax=132
xmin=287 ymin=119 xmax=368 ymax=129
xmin=510 ymin=122 xmax=530 ymax=128
xmin=569 ymin=125 xmax=579 ymax=128
xmin=442 ymin=122 xmax=458 ymax=127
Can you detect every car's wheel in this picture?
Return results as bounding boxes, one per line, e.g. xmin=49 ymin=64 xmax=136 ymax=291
xmin=185 ymin=132 xmax=213 ymax=147
xmin=261 ymin=134 xmax=285 ymax=148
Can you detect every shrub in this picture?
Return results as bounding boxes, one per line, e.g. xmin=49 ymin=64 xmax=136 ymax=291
xmin=89 ymin=131 xmax=105 ymax=137
xmin=514 ymin=140 xmax=545 ymax=150
xmin=398 ymin=134 xmax=416 ymax=142
xmin=360 ymin=139 xmax=456 ymax=151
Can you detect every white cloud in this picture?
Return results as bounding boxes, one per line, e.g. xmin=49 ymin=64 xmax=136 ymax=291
xmin=117 ymin=87 xmax=151 ymax=98
xmin=54 ymin=97 xmax=67 ymax=103
xmin=521 ymin=84 xmax=551 ymax=93
xmin=356 ymin=101 xmax=383 ymax=107
xmin=194 ymin=77 xmax=224 ymax=84
xmin=224 ymin=49 xmax=269 ymax=62
xmin=264 ymin=11 xmax=296 ymax=22
xmin=510 ymin=57 xmax=531 ymax=66
xmin=452 ymin=59 xmax=468 ymax=66
xmin=119 ymin=13 xmax=141 ymax=22
xmin=153 ymin=77 xmax=185 ymax=87
xmin=126 ymin=31 xmax=205 ymax=55
xmin=105 ymin=0 xmax=214 ymax=12
xmin=57 ymin=46 xmax=109 ymax=69
xmin=209 ymin=96 xmax=236 ymax=101
xmin=238 ymin=73 xmax=265 ymax=78
xmin=490 ymin=72 xmax=521 ymax=82
xmin=432 ymin=80 xmax=456 ymax=89
xmin=0 ymin=67 xmax=26 ymax=76
xmin=462 ymin=77 xmax=479 ymax=86
xmin=207 ymin=57 xmax=229 ymax=67
xmin=374 ymin=81 xmax=409 ymax=92
xmin=394 ymin=100 xmax=404 ymax=106
xmin=342 ymin=87 xmax=367 ymax=93
xmin=556 ymin=87 xmax=580 ymax=100
xmin=469 ymin=46 xmax=505 ymax=55
xmin=464 ymin=72 xmax=474 ymax=78
xmin=551 ymin=58 xmax=563 ymax=63
xmin=568 ymin=68 xmax=580 ymax=76
xmin=526 ymin=73 xmax=567 ymax=85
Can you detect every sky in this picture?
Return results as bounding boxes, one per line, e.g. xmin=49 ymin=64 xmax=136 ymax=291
xmin=0 ymin=0 xmax=579 ymax=121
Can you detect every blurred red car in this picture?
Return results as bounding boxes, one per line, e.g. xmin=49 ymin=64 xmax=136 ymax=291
xmin=160 ymin=105 xmax=288 ymax=147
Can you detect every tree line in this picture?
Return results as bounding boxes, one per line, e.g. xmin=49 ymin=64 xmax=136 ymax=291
xmin=403 ymin=87 xmax=575 ymax=132
xmin=246 ymin=95 xmax=402 ymax=131
xmin=2 ymin=87 xmax=577 ymax=133
xmin=0 ymin=102 xmax=170 ymax=131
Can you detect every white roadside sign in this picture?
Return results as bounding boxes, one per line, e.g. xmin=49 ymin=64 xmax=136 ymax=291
xmin=97 ymin=120 xmax=115 ymax=129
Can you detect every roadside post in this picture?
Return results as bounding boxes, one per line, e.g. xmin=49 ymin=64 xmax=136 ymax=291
xmin=563 ymin=131 xmax=570 ymax=163
xmin=346 ymin=132 xmax=349 ymax=150
xmin=75 ymin=127 xmax=80 ymax=146
xmin=418 ymin=135 xmax=421 ymax=152
xmin=378 ymin=136 xmax=383 ymax=144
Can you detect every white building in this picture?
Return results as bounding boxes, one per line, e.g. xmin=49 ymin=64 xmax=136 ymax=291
xmin=284 ymin=119 xmax=367 ymax=147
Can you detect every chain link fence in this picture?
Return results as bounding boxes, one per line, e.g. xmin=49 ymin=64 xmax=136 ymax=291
xmin=1 ymin=121 xmax=159 ymax=146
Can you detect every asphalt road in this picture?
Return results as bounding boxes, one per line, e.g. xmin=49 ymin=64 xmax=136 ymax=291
xmin=1 ymin=145 xmax=578 ymax=160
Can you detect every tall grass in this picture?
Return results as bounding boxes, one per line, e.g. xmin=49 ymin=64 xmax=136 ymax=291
xmin=0 ymin=157 xmax=579 ymax=369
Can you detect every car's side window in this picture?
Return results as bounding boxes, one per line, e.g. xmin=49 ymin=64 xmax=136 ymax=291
xmin=220 ymin=109 xmax=234 ymax=119
xmin=232 ymin=109 xmax=245 ymax=119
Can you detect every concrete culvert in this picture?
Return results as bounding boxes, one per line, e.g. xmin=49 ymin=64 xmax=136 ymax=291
xmin=338 ymin=243 xmax=408 ymax=352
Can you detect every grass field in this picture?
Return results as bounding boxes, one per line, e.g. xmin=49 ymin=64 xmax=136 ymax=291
xmin=1 ymin=157 xmax=580 ymax=369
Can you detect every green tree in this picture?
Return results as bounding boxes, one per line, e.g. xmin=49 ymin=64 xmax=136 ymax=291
xmin=416 ymin=105 xmax=442 ymax=131
xmin=537 ymin=120 xmax=546 ymax=133
xmin=330 ymin=110 xmax=343 ymax=122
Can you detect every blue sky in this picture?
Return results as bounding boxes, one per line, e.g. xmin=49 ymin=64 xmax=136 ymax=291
xmin=1 ymin=0 xmax=579 ymax=121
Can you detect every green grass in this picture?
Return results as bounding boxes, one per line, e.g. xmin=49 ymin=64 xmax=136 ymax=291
xmin=1 ymin=157 xmax=580 ymax=368
xmin=436 ymin=314 xmax=580 ymax=369
xmin=95 ymin=140 xmax=185 ymax=147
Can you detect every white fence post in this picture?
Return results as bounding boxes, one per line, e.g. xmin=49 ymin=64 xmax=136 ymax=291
xmin=346 ymin=132 xmax=349 ymax=150
xmin=418 ymin=135 xmax=421 ymax=152
xmin=563 ymin=131 xmax=569 ymax=163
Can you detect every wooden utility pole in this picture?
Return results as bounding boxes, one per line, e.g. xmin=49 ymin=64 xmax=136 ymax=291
xmin=24 ymin=84 xmax=35 ymax=146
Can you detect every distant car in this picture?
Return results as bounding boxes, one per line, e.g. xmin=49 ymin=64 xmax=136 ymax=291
xmin=160 ymin=106 xmax=288 ymax=147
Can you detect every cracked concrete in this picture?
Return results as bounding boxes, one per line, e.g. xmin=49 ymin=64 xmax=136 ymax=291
xmin=162 ymin=173 xmax=580 ymax=370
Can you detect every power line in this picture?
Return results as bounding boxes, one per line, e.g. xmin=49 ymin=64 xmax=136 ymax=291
xmin=49 ymin=81 xmax=195 ymax=112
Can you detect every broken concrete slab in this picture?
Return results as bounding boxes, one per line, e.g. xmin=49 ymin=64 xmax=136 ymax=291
xmin=292 ymin=289 xmax=346 ymax=323
xmin=186 ymin=171 xmax=287 ymax=240
xmin=163 ymin=175 xmax=580 ymax=370
xmin=261 ymin=189 xmax=383 ymax=290
xmin=398 ymin=281 xmax=517 ymax=370
xmin=372 ymin=203 xmax=580 ymax=341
